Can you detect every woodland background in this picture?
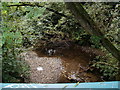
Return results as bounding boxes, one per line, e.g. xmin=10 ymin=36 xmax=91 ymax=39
xmin=1 ymin=2 xmax=120 ymax=82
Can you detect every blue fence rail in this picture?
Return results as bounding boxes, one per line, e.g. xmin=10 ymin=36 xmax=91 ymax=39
xmin=0 ymin=81 xmax=120 ymax=90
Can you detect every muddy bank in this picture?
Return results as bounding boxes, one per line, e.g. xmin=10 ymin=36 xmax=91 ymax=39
xmin=21 ymin=43 xmax=104 ymax=83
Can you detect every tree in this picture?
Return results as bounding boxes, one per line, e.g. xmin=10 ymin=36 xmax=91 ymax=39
xmin=2 ymin=2 xmax=119 ymax=82
xmin=65 ymin=2 xmax=120 ymax=80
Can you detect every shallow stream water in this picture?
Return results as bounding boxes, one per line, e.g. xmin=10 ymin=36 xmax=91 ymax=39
xmin=21 ymin=44 xmax=104 ymax=83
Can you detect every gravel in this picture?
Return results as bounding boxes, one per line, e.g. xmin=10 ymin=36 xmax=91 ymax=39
xmin=21 ymin=51 xmax=65 ymax=83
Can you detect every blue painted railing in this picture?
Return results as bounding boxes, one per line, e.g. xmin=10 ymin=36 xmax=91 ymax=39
xmin=0 ymin=81 xmax=120 ymax=90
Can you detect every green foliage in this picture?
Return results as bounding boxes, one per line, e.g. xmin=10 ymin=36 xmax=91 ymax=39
xmin=2 ymin=28 xmax=22 ymax=48
xmin=1 ymin=2 xmax=30 ymax=83
xmin=90 ymin=35 xmax=101 ymax=48
xmin=92 ymin=56 xmax=118 ymax=80
xmin=25 ymin=6 xmax=46 ymax=19
xmin=85 ymin=3 xmax=119 ymax=80
xmin=85 ymin=2 xmax=120 ymax=50
xmin=2 ymin=26 xmax=29 ymax=82
xmin=1 ymin=2 xmax=119 ymax=82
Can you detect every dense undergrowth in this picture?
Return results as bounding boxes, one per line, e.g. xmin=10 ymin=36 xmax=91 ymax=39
xmin=1 ymin=2 xmax=119 ymax=82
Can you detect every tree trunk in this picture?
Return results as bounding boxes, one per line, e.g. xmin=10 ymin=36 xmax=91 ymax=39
xmin=65 ymin=2 xmax=120 ymax=80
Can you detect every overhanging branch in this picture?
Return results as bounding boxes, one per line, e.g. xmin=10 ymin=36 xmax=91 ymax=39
xmin=7 ymin=4 xmax=68 ymax=18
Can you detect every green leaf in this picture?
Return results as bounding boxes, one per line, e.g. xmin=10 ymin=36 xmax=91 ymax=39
xmin=25 ymin=7 xmax=45 ymax=19
xmin=1 ymin=2 xmax=9 ymax=10
xmin=25 ymin=6 xmax=33 ymax=11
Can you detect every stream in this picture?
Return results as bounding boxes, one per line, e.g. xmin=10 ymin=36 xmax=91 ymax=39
xmin=21 ymin=43 xmax=104 ymax=83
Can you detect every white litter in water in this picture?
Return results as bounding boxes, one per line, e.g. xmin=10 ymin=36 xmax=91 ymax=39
xmin=37 ymin=67 xmax=43 ymax=71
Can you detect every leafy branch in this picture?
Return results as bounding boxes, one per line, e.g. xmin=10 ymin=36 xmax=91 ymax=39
xmin=7 ymin=3 xmax=68 ymax=18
